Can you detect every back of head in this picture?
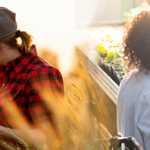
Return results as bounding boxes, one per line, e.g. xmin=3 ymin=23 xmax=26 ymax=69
xmin=123 ymin=3 xmax=150 ymax=72
xmin=0 ymin=7 xmax=33 ymax=54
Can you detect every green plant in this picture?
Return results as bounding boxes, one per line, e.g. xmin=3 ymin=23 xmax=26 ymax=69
xmin=123 ymin=2 xmax=150 ymax=19
xmin=123 ymin=7 xmax=140 ymax=18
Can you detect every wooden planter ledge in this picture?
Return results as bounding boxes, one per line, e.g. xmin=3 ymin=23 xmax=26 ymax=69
xmin=76 ymin=46 xmax=119 ymax=136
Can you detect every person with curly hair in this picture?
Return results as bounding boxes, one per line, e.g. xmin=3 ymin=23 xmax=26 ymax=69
xmin=118 ymin=5 xmax=150 ymax=150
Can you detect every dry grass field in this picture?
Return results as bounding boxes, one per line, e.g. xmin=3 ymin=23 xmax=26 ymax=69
xmin=0 ymin=48 xmax=113 ymax=150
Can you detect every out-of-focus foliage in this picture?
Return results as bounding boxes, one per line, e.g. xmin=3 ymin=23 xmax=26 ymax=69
xmin=123 ymin=2 xmax=150 ymax=19
xmin=123 ymin=7 xmax=140 ymax=18
xmin=97 ymin=35 xmax=126 ymax=73
xmin=0 ymin=48 xmax=112 ymax=150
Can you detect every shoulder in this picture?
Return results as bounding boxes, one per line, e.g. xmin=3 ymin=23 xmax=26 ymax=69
xmin=26 ymin=56 xmax=64 ymax=94
xmin=119 ymin=69 xmax=137 ymax=87
xmin=28 ymin=55 xmax=62 ymax=78
xmin=26 ymin=55 xmax=64 ymax=92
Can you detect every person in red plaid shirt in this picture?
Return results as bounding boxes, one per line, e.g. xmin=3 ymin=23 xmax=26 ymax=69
xmin=0 ymin=7 xmax=64 ymax=141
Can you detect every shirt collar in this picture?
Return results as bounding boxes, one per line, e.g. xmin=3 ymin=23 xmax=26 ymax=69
xmin=8 ymin=45 xmax=37 ymax=73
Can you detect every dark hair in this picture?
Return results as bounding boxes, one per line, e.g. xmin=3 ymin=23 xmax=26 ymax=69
xmin=123 ymin=8 xmax=150 ymax=72
xmin=0 ymin=31 xmax=34 ymax=54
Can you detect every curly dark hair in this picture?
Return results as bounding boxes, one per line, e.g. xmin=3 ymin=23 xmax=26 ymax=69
xmin=123 ymin=9 xmax=150 ymax=72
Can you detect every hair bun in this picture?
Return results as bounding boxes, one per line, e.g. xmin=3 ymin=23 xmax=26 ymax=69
xmin=16 ymin=30 xmax=20 ymax=38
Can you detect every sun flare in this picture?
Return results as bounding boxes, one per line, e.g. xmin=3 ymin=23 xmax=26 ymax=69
xmin=1 ymin=0 xmax=75 ymax=75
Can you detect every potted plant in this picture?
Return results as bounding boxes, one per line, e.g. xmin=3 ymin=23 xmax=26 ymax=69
xmin=97 ymin=35 xmax=127 ymax=85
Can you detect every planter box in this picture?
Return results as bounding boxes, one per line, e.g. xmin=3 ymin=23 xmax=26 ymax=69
xmin=76 ymin=46 xmax=118 ymax=136
xmin=86 ymin=49 xmax=125 ymax=86
xmin=98 ymin=54 xmax=123 ymax=86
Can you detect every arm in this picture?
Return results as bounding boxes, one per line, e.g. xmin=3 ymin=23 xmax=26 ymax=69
xmin=26 ymin=67 xmax=64 ymax=128
xmin=137 ymin=93 xmax=150 ymax=150
xmin=0 ymin=67 xmax=64 ymax=147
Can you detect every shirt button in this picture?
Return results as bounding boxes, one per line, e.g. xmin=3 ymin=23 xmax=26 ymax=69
xmin=2 ymin=83 xmax=5 ymax=87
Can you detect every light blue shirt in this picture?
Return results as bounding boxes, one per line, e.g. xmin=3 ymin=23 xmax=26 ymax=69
xmin=118 ymin=69 xmax=150 ymax=150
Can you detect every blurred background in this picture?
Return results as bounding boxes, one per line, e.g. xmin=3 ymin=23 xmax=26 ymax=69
xmin=0 ymin=1 xmax=149 ymax=149
xmin=76 ymin=0 xmax=148 ymax=26
xmin=0 ymin=0 xmax=75 ymax=75
xmin=0 ymin=0 xmax=148 ymax=75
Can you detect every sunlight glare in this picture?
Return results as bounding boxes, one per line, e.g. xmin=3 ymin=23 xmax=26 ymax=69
xmin=0 ymin=0 xmax=75 ymax=75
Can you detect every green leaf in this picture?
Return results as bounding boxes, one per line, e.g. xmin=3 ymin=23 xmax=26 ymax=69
xmin=110 ymin=40 xmax=114 ymax=43
xmin=113 ymin=44 xmax=120 ymax=48
xmin=104 ymin=52 xmax=115 ymax=62
xmin=101 ymin=37 xmax=104 ymax=42
xmin=101 ymin=49 xmax=108 ymax=54
xmin=106 ymin=35 xmax=111 ymax=39
xmin=97 ymin=44 xmax=102 ymax=50
xmin=97 ymin=44 xmax=107 ymax=54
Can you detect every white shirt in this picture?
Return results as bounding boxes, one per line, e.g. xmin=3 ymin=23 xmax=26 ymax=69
xmin=118 ymin=69 xmax=150 ymax=150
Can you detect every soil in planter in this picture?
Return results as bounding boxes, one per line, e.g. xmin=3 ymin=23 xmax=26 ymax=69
xmin=98 ymin=54 xmax=125 ymax=85
xmin=99 ymin=62 xmax=121 ymax=85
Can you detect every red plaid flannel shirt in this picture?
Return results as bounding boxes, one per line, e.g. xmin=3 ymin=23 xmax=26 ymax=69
xmin=0 ymin=45 xmax=64 ymax=128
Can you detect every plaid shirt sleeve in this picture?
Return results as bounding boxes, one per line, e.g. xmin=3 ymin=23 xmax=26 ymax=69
xmin=25 ymin=67 xmax=64 ymax=127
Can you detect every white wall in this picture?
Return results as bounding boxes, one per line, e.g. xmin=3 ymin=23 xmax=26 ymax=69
xmin=75 ymin=0 xmax=121 ymax=26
